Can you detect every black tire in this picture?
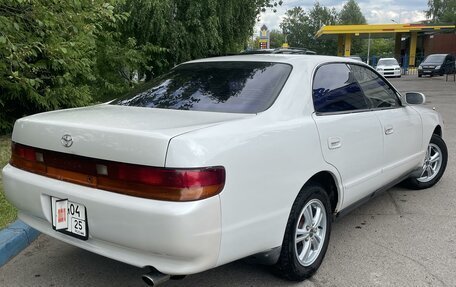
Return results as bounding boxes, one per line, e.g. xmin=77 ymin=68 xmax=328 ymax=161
xmin=418 ymin=74 xmax=422 ymax=78
xmin=403 ymin=134 xmax=448 ymax=190
xmin=274 ymin=183 xmax=331 ymax=281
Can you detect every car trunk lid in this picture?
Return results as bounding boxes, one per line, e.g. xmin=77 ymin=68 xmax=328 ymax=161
xmin=12 ymin=104 xmax=252 ymax=167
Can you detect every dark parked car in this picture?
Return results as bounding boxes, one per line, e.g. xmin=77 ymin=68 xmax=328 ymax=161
xmin=418 ymin=54 xmax=455 ymax=77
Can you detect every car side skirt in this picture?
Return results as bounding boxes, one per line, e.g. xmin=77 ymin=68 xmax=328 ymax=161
xmin=334 ymin=168 xmax=420 ymax=220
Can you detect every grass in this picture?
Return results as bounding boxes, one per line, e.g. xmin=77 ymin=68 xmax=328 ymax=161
xmin=0 ymin=135 xmax=17 ymax=229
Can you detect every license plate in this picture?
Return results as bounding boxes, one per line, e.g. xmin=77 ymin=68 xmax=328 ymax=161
xmin=51 ymin=197 xmax=88 ymax=240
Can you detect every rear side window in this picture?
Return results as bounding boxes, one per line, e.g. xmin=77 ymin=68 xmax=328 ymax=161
xmin=312 ymin=63 xmax=369 ymax=113
xmin=112 ymin=62 xmax=292 ymax=114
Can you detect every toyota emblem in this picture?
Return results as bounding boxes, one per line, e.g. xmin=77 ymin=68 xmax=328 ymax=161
xmin=61 ymin=134 xmax=73 ymax=148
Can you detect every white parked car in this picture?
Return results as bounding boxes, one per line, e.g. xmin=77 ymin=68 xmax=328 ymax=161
xmin=376 ymin=57 xmax=402 ymax=77
xmin=3 ymin=55 xmax=447 ymax=285
xmin=347 ymin=55 xmax=363 ymax=62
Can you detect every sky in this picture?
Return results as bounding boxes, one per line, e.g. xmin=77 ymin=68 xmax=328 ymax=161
xmin=255 ymin=0 xmax=429 ymax=33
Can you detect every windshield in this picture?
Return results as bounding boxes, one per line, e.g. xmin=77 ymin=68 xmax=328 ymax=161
xmin=423 ymin=55 xmax=446 ymax=63
xmin=378 ymin=59 xmax=398 ymax=66
xmin=112 ymin=62 xmax=292 ymax=114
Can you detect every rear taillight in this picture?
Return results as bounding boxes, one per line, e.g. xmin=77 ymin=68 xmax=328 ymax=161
xmin=10 ymin=142 xmax=225 ymax=201
xmin=10 ymin=142 xmax=46 ymax=174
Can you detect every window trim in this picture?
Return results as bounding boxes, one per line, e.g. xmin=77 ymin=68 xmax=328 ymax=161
xmin=311 ymin=61 xmax=404 ymax=116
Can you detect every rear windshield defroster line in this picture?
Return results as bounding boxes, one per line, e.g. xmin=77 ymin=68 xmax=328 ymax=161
xmin=112 ymin=61 xmax=292 ymax=114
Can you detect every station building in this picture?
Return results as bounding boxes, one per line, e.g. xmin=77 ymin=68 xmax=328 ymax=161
xmin=315 ymin=23 xmax=455 ymax=67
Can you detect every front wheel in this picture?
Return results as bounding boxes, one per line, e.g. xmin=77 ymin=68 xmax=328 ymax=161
xmin=403 ymin=134 xmax=448 ymax=189
xmin=274 ymin=183 xmax=331 ymax=281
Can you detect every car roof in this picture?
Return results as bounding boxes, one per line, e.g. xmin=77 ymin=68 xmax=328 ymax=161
xmin=184 ymin=54 xmax=364 ymax=68
xmin=378 ymin=58 xmax=397 ymax=60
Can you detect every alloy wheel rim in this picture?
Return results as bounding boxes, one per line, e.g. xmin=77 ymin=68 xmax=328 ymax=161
xmin=417 ymin=143 xmax=442 ymax=183
xmin=294 ymin=199 xmax=327 ymax=266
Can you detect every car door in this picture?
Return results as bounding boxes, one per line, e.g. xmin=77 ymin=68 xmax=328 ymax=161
xmin=311 ymin=63 xmax=385 ymax=209
xmin=350 ymin=64 xmax=423 ymax=182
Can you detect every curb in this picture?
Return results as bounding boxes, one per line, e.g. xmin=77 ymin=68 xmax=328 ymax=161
xmin=0 ymin=220 xmax=40 ymax=267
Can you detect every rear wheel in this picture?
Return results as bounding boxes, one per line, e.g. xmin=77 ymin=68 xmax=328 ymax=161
xmin=274 ymin=183 xmax=331 ymax=281
xmin=403 ymin=134 xmax=447 ymax=189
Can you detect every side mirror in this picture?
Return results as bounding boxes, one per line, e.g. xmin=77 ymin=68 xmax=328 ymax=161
xmin=405 ymin=92 xmax=426 ymax=105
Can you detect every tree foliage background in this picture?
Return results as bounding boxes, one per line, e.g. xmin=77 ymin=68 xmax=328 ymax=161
xmin=279 ymin=3 xmax=338 ymax=54
xmin=425 ymin=0 xmax=456 ymax=23
xmin=279 ymin=0 xmax=366 ymax=55
xmin=0 ymin=0 xmax=280 ymax=134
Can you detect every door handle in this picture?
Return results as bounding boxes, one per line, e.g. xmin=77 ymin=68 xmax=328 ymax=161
xmin=385 ymin=126 xmax=394 ymax=135
xmin=328 ymin=137 xmax=342 ymax=150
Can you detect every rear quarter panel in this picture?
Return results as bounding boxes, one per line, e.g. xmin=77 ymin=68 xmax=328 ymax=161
xmin=165 ymin=114 xmax=341 ymax=266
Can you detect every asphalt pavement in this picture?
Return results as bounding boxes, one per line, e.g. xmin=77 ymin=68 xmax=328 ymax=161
xmin=0 ymin=75 xmax=455 ymax=287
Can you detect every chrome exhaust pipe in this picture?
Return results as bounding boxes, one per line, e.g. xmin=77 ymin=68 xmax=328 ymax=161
xmin=142 ymin=267 xmax=171 ymax=286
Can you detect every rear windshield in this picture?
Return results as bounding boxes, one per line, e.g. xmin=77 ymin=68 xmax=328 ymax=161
xmin=378 ymin=59 xmax=398 ymax=66
xmin=423 ymin=55 xmax=445 ymax=63
xmin=112 ymin=61 xmax=292 ymax=113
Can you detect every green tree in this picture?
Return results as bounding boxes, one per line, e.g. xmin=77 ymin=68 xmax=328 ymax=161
xmin=0 ymin=0 xmax=122 ymax=133
xmin=117 ymin=0 xmax=282 ymax=80
xmin=338 ymin=0 xmax=366 ymax=25
xmin=102 ymin=0 xmax=282 ymax=100
xmin=0 ymin=0 xmax=281 ymax=133
xmin=369 ymin=39 xmax=394 ymax=58
xmin=280 ymin=7 xmax=310 ymax=48
xmin=280 ymin=2 xmax=338 ymax=54
xmin=338 ymin=0 xmax=367 ymax=55
xmin=269 ymin=29 xmax=286 ymax=48
xmin=425 ymin=0 xmax=456 ymax=23
xmin=307 ymin=2 xmax=338 ymax=54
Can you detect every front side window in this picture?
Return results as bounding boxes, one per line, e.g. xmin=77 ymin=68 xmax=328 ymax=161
xmin=312 ymin=63 xmax=369 ymax=113
xmin=350 ymin=64 xmax=400 ymax=109
xmin=112 ymin=62 xmax=292 ymax=114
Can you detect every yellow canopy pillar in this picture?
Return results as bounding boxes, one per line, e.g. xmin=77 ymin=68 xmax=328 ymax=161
xmin=394 ymin=33 xmax=402 ymax=61
xmin=409 ymin=31 xmax=417 ymax=67
xmin=337 ymin=35 xmax=344 ymax=56
xmin=344 ymin=34 xmax=351 ymax=57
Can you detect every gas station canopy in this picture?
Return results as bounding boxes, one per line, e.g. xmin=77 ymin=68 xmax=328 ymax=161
xmin=315 ymin=23 xmax=455 ymax=66
xmin=316 ymin=23 xmax=455 ymax=38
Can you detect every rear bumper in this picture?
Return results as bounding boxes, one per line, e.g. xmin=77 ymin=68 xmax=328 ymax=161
xmin=2 ymin=164 xmax=221 ymax=275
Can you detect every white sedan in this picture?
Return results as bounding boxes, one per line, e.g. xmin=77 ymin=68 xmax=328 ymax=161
xmin=376 ymin=57 xmax=402 ymax=77
xmin=3 ymin=55 xmax=447 ymax=285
